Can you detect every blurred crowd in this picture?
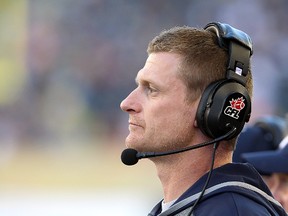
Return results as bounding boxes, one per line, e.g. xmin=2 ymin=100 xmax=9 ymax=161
xmin=233 ymin=115 xmax=288 ymax=211
xmin=1 ymin=0 xmax=288 ymax=148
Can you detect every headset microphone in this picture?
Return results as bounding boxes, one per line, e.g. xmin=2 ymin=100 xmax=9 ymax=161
xmin=121 ymin=126 xmax=236 ymax=166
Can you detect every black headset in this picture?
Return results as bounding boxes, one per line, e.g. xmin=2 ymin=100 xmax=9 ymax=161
xmin=196 ymin=22 xmax=253 ymax=140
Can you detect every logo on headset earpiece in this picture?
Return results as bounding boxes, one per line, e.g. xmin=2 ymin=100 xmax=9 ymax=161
xmin=195 ymin=22 xmax=253 ymax=139
xmin=224 ymin=96 xmax=246 ymax=120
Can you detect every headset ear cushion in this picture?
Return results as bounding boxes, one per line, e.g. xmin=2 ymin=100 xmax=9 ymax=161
xmin=196 ymin=80 xmax=251 ymax=139
xmin=196 ymin=81 xmax=223 ymax=136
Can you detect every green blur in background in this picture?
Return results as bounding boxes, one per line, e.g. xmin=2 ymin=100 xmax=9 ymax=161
xmin=0 ymin=0 xmax=288 ymax=215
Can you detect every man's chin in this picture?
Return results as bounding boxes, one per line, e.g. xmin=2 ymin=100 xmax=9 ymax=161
xmin=125 ymin=136 xmax=144 ymax=151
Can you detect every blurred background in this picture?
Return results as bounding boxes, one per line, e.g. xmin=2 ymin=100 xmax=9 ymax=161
xmin=0 ymin=0 xmax=288 ymax=215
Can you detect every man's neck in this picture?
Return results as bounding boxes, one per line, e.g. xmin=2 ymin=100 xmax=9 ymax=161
xmin=152 ymin=146 xmax=232 ymax=203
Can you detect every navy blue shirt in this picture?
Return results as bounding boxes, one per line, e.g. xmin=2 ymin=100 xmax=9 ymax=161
xmin=148 ymin=163 xmax=287 ymax=216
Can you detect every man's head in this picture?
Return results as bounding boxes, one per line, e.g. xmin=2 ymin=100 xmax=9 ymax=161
xmin=147 ymin=25 xmax=253 ymax=105
xmin=147 ymin=26 xmax=229 ymax=102
xmin=241 ymin=135 xmax=288 ymax=175
xmin=233 ymin=115 xmax=288 ymax=210
xmin=241 ymin=136 xmax=288 ymax=211
xmin=233 ymin=115 xmax=287 ymax=163
xmin=121 ymin=22 xmax=253 ymax=158
xmin=147 ymin=24 xmax=253 ymax=148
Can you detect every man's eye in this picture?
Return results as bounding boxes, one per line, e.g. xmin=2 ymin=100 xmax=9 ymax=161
xmin=148 ymin=86 xmax=155 ymax=92
xmin=146 ymin=86 xmax=157 ymax=94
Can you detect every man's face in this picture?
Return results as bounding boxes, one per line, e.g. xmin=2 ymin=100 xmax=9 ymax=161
xmin=120 ymin=52 xmax=197 ymax=153
xmin=263 ymin=173 xmax=288 ymax=211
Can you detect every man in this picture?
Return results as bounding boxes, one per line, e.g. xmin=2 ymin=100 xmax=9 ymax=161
xmin=241 ymin=136 xmax=288 ymax=212
xmin=233 ymin=115 xmax=287 ymax=163
xmin=120 ymin=22 xmax=287 ymax=215
xmin=233 ymin=115 xmax=288 ymax=212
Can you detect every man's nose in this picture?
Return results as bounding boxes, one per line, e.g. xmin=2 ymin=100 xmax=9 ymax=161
xmin=120 ymin=89 xmax=142 ymax=113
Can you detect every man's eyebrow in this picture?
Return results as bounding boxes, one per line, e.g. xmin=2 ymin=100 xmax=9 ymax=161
xmin=135 ymin=77 xmax=155 ymax=87
xmin=135 ymin=76 xmax=147 ymax=85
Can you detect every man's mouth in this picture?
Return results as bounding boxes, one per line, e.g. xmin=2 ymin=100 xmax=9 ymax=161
xmin=129 ymin=121 xmax=143 ymax=128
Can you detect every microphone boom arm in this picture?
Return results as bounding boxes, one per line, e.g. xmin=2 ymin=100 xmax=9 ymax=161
xmin=136 ymin=127 xmax=237 ymax=159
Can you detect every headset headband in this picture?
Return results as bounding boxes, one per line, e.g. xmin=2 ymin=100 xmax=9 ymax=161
xmin=204 ymin=22 xmax=253 ymax=85
xmin=196 ymin=22 xmax=253 ymax=139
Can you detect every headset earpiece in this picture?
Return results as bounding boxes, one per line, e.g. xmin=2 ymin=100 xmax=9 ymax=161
xmin=196 ymin=22 xmax=253 ymax=139
xmin=196 ymin=79 xmax=251 ymax=139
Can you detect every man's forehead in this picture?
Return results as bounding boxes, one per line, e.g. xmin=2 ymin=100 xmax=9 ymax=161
xmin=136 ymin=53 xmax=182 ymax=80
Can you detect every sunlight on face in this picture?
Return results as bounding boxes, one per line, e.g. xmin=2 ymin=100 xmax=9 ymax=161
xmin=120 ymin=52 xmax=197 ymax=153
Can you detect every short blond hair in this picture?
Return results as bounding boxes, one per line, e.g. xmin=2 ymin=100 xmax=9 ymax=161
xmin=147 ymin=26 xmax=253 ymax=102
xmin=147 ymin=26 xmax=253 ymax=149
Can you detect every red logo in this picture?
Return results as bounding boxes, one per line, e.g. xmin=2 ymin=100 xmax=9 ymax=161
xmin=224 ymin=97 xmax=246 ymax=119
xmin=230 ymin=97 xmax=245 ymax=111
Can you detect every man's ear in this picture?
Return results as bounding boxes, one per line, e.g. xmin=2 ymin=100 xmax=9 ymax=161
xmin=192 ymin=97 xmax=201 ymax=128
